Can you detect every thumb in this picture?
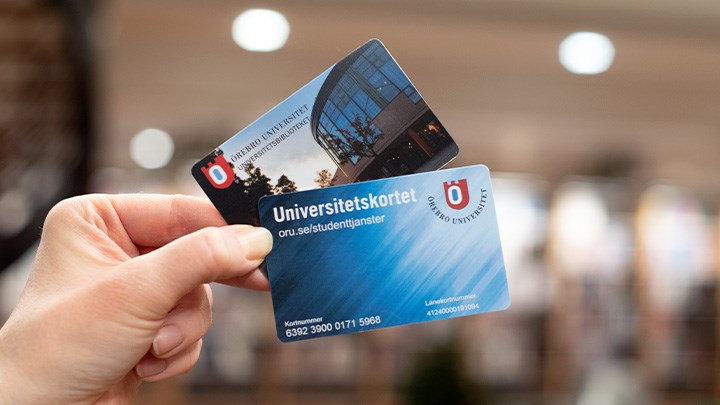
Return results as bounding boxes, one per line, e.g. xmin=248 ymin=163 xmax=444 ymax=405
xmin=121 ymin=225 xmax=273 ymax=311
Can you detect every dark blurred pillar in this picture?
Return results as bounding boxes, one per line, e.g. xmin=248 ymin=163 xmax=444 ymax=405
xmin=0 ymin=0 xmax=95 ymax=270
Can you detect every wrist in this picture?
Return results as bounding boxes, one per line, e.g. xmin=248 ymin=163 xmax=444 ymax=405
xmin=0 ymin=368 xmax=17 ymax=405
xmin=0 ymin=326 xmax=38 ymax=404
xmin=0 ymin=338 xmax=20 ymax=404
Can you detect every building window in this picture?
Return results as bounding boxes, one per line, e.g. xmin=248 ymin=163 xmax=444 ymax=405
xmin=314 ymin=41 xmax=427 ymax=169
xmin=417 ymin=121 xmax=451 ymax=150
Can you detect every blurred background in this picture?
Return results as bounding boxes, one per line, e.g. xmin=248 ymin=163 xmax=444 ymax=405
xmin=1 ymin=0 xmax=720 ymax=403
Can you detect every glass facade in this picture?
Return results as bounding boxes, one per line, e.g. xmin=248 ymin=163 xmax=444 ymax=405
xmin=353 ymin=112 xmax=455 ymax=182
xmin=316 ymin=41 xmax=422 ymax=166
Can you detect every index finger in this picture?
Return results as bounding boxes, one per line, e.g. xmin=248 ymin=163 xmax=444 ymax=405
xmin=107 ymin=194 xmax=227 ymax=248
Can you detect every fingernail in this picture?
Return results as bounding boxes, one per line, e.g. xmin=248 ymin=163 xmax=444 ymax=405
xmin=136 ymin=357 xmax=167 ymax=379
xmin=239 ymin=227 xmax=273 ymax=261
xmin=153 ymin=324 xmax=183 ymax=356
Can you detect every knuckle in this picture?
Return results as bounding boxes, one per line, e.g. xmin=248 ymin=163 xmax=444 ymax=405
xmin=204 ymin=284 xmax=214 ymax=308
xmin=178 ymin=340 xmax=203 ymax=376
xmin=197 ymin=227 xmax=234 ymax=272
xmin=43 ymin=197 xmax=80 ymax=229
xmin=186 ymin=287 xmax=213 ymax=334
xmin=43 ymin=194 xmax=111 ymax=232
xmin=201 ymin=292 xmax=213 ymax=330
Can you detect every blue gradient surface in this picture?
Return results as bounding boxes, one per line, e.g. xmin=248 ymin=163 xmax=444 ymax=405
xmin=259 ymin=165 xmax=509 ymax=342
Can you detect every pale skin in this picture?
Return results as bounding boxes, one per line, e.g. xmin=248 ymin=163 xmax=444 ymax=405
xmin=0 ymin=194 xmax=273 ymax=404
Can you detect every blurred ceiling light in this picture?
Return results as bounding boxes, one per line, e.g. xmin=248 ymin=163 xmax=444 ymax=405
xmin=129 ymin=128 xmax=175 ymax=170
xmin=559 ymin=32 xmax=615 ymax=75
xmin=232 ymin=9 xmax=290 ymax=52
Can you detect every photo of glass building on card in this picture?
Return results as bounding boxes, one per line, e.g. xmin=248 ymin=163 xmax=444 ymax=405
xmin=310 ymin=40 xmax=458 ymax=185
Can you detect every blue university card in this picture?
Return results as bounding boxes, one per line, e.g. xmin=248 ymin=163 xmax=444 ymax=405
xmin=259 ymin=165 xmax=510 ymax=342
xmin=193 ymin=39 xmax=458 ymax=226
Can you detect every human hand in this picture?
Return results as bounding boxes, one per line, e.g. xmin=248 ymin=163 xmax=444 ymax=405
xmin=0 ymin=194 xmax=272 ymax=404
